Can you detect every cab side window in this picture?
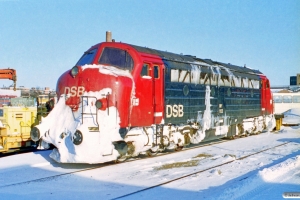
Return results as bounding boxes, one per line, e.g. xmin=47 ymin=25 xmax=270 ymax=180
xmin=154 ymin=66 xmax=159 ymax=78
xmin=141 ymin=64 xmax=149 ymax=77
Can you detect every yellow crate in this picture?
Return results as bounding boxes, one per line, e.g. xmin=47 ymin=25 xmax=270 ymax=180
xmin=0 ymin=106 xmax=37 ymax=135
xmin=0 ymin=127 xmax=7 ymax=136
xmin=0 ymin=106 xmax=38 ymax=152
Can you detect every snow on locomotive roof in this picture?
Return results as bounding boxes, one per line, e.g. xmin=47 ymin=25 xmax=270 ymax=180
xmin=129 ymin=44 xmax=263 ymax=78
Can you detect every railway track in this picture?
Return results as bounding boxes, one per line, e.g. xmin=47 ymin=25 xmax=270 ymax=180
xmin=0 ymin=137 xmax=227 ymax=188
xmin=0 ymin=132 xmax=276 ymax=189
xmin=112 ymin=141 xmax=291 ymax=200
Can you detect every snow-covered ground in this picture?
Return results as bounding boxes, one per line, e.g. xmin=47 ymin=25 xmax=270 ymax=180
xmin=0 ymin=110 xmax=299 ymax=199
xmin=283 ymin=108 xmax=300 ymax=126
xmin=0 ymin=122 xmax=299 ymax=199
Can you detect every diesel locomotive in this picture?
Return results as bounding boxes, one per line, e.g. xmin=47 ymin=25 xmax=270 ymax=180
xmin=30 ymin=32 xmax=275 ymax=163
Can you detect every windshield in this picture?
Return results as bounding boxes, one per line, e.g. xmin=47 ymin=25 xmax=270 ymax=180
xmin=99 ymin=47 xmax=134 ymax=71
xmin=76 ymin=48 xmax=98 ymax=66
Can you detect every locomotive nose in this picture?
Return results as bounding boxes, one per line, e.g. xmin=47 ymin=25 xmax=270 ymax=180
xmin=30 ymin=127 xmax=40 ymax=142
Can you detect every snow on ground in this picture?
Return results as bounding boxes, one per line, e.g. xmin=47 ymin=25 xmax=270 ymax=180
xmin=0 ymin=124 xmax=299 ymax=200
xmin=283 ymin=108 xmax=300 ymax=126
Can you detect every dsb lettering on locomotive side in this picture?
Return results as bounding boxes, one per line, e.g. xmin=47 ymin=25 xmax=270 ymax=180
xmin=166 ymin=104 xmax=184 ymax=118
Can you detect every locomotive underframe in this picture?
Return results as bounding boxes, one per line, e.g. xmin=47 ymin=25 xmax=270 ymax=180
xmin=115 ymin=114 xmax=273 ymax=160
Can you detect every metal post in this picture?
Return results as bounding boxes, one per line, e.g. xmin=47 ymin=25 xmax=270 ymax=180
xmin=106 ymin=31 xmax=112 ymax=42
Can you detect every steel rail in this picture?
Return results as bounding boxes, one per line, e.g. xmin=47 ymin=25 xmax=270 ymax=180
xmin=0 ymin=133 xmax=273 ymax=189
xmin=0 ymin=137 xmax=231 ymax=188
xmin=112 ymin=141 xmax=291 ymax=200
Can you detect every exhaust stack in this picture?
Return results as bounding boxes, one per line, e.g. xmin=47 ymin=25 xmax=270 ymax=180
xmin=106 ymin=31 xmax=112 ymax=42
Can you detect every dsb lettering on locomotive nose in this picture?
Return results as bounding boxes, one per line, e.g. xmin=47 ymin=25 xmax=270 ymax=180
xmin=64 ymin=86 xmax=85 ymax=97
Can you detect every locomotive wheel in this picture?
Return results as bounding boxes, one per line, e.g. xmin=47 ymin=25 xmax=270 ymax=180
xmin=146 ymin=149 xmax=158 ymax=157
xmin=127 ymin=142 xmax=135 ymax=156
xmin=225 ymin=136 xmax=234 ymax=140
xmin=115 ymin=156 xmax=127 ymax=163
xmin=184 ymin=133 xmax=191 ymax=146
xmin=245 ymin=131 xmax=250 ymax=137
xmin=175 ymin=145 xmax=183 ymax=151
xmin=161 ymin=135 xmax=170 ymax=147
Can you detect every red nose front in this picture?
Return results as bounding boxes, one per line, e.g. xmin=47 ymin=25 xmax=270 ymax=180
xmin=55 ymin=65 xmax=134 ymax=127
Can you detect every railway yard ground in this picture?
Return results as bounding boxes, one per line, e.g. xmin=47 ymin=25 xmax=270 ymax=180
xmin=0 ymin=123 xmax=299 ymax=200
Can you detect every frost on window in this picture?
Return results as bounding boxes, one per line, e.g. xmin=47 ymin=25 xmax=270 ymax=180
xmin=224 ymin=68 xmax=234 ymax=86
xmin=248 ymin=79 xmax=253 ymax=88
xmin=251 ymin=80 xmax=260 ymax=89
xmin=230 ymin=78 xmax=235 ymax=87
xmin=221 ymin=76 xmax=230 ymax=87
xmin=178 ymin=70 xmax=186 ymax=82
xmin=233 ymin=76 xmax=241 ymax=87
xmin=171 ymin=69 xmax=179 ymax=82
xmin=203 ymin=73 xmax=210 ymax=85
xmin=191 ymin=64 xmax=201 ymax=85
xmin=242 ymin=77 xmax=249 ymax=88
xmin=179 ymin=70 xmax=191 ymax=83
xmin=210 ymin=66 xmax=221 ymax=86
xmin=218 ymin=76 xmax=224 ymax=86
xmin=211 ymin=75 xmax=217 ymax=86
xmin=199 ymin=73 xmax=205 ymax=85
xmin=171 ymin=69 xmax=191 ymax=83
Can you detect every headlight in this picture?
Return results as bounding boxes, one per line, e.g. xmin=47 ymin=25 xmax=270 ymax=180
xmin=71 ymin=66 xmax=79 ymax=77
xmin=73 ymin=130 xmax=83 ymax=145
xmin=95 ymin=99 xmax=107 ymax=110
xmin=95 ymin=100 xmax=103 ymax=109
xmin=30 ymin=127 xmax=40 ymax=142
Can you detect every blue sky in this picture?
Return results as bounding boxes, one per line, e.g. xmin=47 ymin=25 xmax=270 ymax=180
xmin=0 ymin=0 xmax=299 ymax=90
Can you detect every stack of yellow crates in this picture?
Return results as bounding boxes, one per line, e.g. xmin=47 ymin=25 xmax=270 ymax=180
xmin=0 ymin=99 xmax=37 ymax=153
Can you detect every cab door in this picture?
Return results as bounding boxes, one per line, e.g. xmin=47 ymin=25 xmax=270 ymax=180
xmin=152 ymin=64 xmax=164 ymax=124
xmin=130 ymin=62 xmax=164 ymax=126
xmin=138 ymin=63 xmax=154 ymax=125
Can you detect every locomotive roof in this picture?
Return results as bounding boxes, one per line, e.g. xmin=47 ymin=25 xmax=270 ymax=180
xmin=129 ymin=44 xmax=263 ymax=76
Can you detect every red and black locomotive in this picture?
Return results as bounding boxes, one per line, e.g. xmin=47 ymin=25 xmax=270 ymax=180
xmin=31 ymin=32 xmax=274 ymax=163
